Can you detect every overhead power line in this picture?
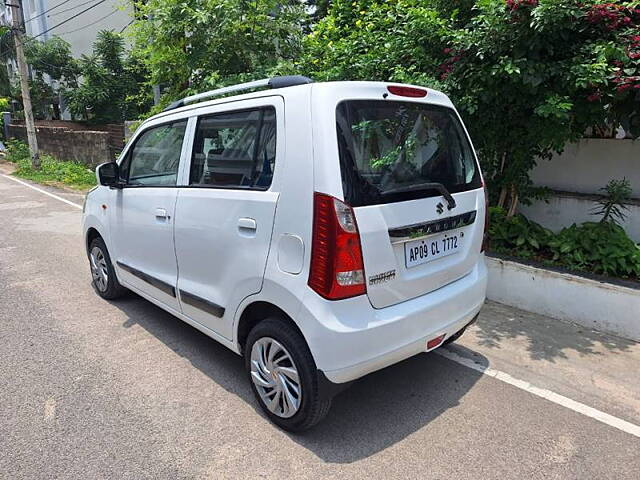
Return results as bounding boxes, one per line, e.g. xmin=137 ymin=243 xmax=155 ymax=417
xmin=31 ymin=0 xmax=108 ymax=39
xmin=119 ymin=19 xmax=133 ymax=34
xmin=57 ymin=8 xmax=117 ymax=36
xmin=48 ymin=0 xmax=102 ymax=19
xmin=23 ymin=0 xmax=74 ymax=25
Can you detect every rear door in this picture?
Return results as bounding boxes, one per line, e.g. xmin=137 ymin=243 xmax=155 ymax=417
xmin=335 ymin=97 xmax=484 ymax=308
xmin=174 ymin=98 xmax=282 ymax=339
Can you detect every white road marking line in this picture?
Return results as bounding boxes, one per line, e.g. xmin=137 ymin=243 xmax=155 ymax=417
xmin=1 ymin=174 xmax=83 ymax=210
xmin=436 ymin=348 xmax=640 ymax=438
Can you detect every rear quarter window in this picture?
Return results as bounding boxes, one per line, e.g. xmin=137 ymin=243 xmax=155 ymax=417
xmin=189 ymin=107 xmax=276 ymax=189
xmin=336 ymin=100 xmax=481 ymax=207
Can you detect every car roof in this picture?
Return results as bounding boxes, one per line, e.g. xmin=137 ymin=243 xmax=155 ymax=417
xmin=141 ymin=81 xmax=453 ymax=128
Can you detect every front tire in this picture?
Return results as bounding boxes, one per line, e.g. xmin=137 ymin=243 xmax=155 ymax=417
xmin=88 ymin=237 xmax=127 ymax=300
xmin=245 ymin=317 xmax=331 ymax=432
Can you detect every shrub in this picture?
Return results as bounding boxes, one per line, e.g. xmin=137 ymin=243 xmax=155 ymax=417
xmin=14 ymin=155 xmax=96 ymax=190
xmin=5 ymin=139 xmax=30 ymax=163
xmin=5 ymin=140 xmax=96 ymax=190
xmin=549 ymin=222 xmax=640 ymax=278
xmin=488 ymin=206 xmax=553 ymax=258
xmin=488 ymin=205 xmax=640 ymax=280
xmin=592 ymin=178 xmax=633 ymax=225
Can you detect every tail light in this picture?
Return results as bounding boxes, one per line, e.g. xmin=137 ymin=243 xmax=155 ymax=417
xmin=308 ymin=192 xmax=366 ymax=300
xmin=481 ymin=183 xmax=489 ymax=252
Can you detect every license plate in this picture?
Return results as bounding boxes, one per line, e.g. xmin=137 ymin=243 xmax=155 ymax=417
xmin=404 ymin=231 xmax=463 ymax=268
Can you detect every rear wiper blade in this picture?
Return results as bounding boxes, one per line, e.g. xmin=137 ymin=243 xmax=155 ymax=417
xmin=380 ymin=182 xmax=456 ymax=210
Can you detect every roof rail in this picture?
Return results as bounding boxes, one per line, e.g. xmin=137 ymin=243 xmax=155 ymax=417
xmin=163 ymin=75 xmax=313 ymax=112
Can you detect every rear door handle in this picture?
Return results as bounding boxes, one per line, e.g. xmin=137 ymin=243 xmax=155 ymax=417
xmin=155 ymin=208 xmax=169 ymax=219
xmin=238 ymin=217 xmax=257 ymax=230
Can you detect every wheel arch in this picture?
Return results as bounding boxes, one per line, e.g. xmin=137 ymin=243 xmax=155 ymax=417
xmin=236 ymin=301 xmax=307 ymax=357
xmin=85 ymin=226 xmax=103 ymax=253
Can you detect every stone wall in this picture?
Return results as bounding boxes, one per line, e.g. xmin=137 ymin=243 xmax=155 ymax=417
xmin=7 ymin=121 xmax=125 ymax=167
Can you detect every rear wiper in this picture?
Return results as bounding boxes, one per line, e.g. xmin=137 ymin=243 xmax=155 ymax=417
xmin=380 ymin=182 xmax=456 ymax=210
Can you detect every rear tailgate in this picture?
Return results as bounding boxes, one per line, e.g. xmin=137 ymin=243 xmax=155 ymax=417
xmin=331 ymin=90 xmax=485 ymax=309
xmin=355 ymin=189 xmax=484 ymax=308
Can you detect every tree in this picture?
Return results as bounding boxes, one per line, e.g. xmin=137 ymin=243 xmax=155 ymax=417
xmin=442 ymin=0 xmax=640 ymax=214
xmin=0 ymin=26 xmax=14 ymax=97
xmin=23 ymin=36 xmax=79 ymax=119
xmin=130 ymin=0 xmax=308 ymax=106
xmin=25 ymin=36 xmax=79 ymax=87
xmin=0 ymin=33 xmax=77 ymax=119
xmin=300 ymin=0 xmax=640 ymax=215
xmin=65 ymin=31 xmax=153 ymax=123
xmin=10 ymin=76 xmax=56 ymax=119
xmin=300 ymin=0 xmax=450 ymax=87
xmin=307 ymin=0 xmax=333 ymax=25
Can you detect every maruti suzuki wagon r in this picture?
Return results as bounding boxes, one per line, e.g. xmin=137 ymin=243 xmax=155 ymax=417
xmin=83 ymin=76 xmax=488 ymax=431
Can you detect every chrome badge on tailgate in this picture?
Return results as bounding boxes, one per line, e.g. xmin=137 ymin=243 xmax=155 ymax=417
xmin=368 ymin=270 xmax=396 ymax=286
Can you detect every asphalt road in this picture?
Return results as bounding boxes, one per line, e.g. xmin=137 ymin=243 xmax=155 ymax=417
xmin=1 ymin=171 xmax=639 ymax=479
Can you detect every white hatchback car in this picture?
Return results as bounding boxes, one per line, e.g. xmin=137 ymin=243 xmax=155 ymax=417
xmin=83 ymin=76 xmax=488 ymax=431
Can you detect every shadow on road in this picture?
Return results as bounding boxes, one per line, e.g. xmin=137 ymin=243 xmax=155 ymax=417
xmin=112 ymin=293 xmax=484 ymax=463
xmin=473 ymin=301 xmax=636 ymax=362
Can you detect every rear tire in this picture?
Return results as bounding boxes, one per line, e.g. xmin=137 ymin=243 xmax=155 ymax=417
xmin=88 ymin=237 xmax=127 ymax=300
xmin=245 ymin=317 xmax=331 ymax=432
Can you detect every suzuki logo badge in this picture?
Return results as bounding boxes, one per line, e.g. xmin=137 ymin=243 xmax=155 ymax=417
xmin=436 ymin=202 xmax=444 ymax=214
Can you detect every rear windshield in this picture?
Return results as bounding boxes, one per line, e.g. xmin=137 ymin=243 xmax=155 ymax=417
xmin=336 ymin=100 xmax=481 ymax=207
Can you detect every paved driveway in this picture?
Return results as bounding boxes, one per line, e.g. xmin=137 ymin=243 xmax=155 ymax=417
xmin=1 ymin=172 xmax=639 ymax=479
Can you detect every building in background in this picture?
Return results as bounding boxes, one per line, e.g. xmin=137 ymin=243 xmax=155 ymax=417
xmin=0 ymin=0 xmax=134 ymax=118
xmin=21 ymin=0 xmax=133 ymax=57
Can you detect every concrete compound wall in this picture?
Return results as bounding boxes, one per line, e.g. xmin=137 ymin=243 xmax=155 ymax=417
xmin=520 ymin=192 xmax=640 ymax=242
xmin=530 ymin=139 xmax=639 ymax=196
xmin=8 ymin=121 xmax=125 ymax=167
xmin=521 ymin=139 xmax=640 ymax=241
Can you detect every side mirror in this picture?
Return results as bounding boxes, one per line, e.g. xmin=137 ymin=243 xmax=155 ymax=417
xmin=96 ymin=162 xmax=120 ymax=188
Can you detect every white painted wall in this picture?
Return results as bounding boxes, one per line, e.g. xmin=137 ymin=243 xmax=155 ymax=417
xmin=486 ymin=257 xmax=640 ymax=342
xmin=530 ymin=139 xmax=639 ymax=197
xmin=521 ymin=138 xmax=640 ymax=241
xmin=520 ymin=193 xmax=640 ymax=242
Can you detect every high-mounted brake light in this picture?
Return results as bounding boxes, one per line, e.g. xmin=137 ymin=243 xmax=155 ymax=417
xmin=387 ymin=85 xmax=427 ymax=98
xmin=308 ymin=193 xmax=366 ymax=300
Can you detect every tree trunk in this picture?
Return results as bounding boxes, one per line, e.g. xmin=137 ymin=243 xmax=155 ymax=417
xmin=497 ymin=186 xmax=507 ymax=208
xmin=506 ymin=184 xmax=519 ymax=218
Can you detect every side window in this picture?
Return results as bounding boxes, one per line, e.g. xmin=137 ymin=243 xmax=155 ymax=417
xmin=189 ymin=107 xmax=276 ymax=189
xmin=126 ymin=120 xmax=187 ymax=186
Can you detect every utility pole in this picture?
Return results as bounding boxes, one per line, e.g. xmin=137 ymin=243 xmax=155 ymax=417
xmin=9 ymin=0 xmax=39 ymax=168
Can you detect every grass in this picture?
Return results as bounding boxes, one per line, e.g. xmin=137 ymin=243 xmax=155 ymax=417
xmin=4 ymin=140 xmax=97 ymax=191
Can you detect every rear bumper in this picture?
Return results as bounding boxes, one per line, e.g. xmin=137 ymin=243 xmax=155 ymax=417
xmin=299 ymin=257 xmax=488 ymax=384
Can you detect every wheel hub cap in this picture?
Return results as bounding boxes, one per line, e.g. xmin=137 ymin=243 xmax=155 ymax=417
xmin=89 ymin=246 xmax=109 ymax=292
xmin=250 ymin=337 xmax=301 ymax=418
